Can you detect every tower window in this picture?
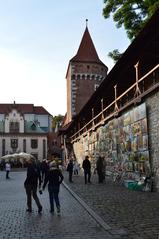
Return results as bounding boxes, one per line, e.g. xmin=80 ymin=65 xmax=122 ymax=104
xmin=94 ymin=84 xmax=99 ymax=91
xmin=77 ymin=75 xmax=80 ymax=80
xmin=72 ymin=74 xmax=75 ymax=79
xmin=92 ymin=75 xmax=95 ymax=80
xmin=87 ymin=75 xmax=90 ymax=80
xmin=87 ymin=65 xmax=90 ymax=69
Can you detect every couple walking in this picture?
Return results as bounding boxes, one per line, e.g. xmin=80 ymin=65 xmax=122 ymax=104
xmin=24 ymin=159 xmax=63 ymax=214
xmin=67 ymin=156 xmax=91 ymax=184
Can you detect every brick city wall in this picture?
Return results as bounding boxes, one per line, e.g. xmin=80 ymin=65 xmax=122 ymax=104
xmin=146 ymin=91 xmax=159 ymax=190
xmin=72 ymin=90 xmax=159 ymax=191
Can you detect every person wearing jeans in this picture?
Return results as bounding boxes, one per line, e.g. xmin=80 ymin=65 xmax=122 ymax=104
xmin=43 ymin=161 xmax=63 ymax=214
xmin=24 ymin=159 xmax=42 ymax=213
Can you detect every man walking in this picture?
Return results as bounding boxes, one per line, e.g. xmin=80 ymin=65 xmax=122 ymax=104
xmin=24 ymin=158 xmax=42 ymax=213
xmin=82 ymin=156 xmax=91 ymax=184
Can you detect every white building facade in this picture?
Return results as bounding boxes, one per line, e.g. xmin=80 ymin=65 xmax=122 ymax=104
xmin=0 ymin=103 xmax=52 ymax=161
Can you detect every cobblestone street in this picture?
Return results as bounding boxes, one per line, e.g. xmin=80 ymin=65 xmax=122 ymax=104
xmin=1 ymin=170 xmax=159 ymax=239
xmin=0 ymin=170 xmax=121 ymax=239
xmin=64 ymin=171 xmax=159 ymax=239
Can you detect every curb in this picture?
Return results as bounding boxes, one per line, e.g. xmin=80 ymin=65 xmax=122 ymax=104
xmin=62 ymin=181 xmax=129 ymax=238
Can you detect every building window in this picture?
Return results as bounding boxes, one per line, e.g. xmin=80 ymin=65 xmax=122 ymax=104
xmin=91 ymin=75 xmax=95 ymax=80
xmin=10 ymin=122 xmax=19 ymax=133
xmin=87 ymin=74 xmax=90 ymax=80
xmin=31 ymin=139 xmax=38 ymax=149
xmin=72 ymin=74 xmax=75 ymax=79
xmin=77 ymin=74 xmax=80 ymax=80
xmin=23 ymin=139 xmax=26 ymax=152
xmin=11 ymin=139 xmax=18 ymax=149
xmin=2 ymin=139 xmax=5 ymax=156
xmin=43 ymin=139 xmax=46 ymax=159
xmin=94 ymin=84 xmax=99 ymax=91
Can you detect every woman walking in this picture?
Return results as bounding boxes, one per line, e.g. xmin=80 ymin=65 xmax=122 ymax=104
xmin=43 ymin=161 xmax=63 ymax=214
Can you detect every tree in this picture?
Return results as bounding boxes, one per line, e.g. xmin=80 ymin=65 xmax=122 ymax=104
xmin=103 ymin=0 xmax=159 ymax=62
xmin=103 ymin=0 xmax=159 ymax=40
xmin=108 ymin=49 xmax=123 ymax=63
xmin=52 ymin=115 xmax=64 ymax=131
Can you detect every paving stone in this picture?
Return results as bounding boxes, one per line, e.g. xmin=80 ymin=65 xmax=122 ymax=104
xmin=0 ymin=171 xmax=116 ymax=239
xmin=64 ymin=171 xmax=159 ymax=239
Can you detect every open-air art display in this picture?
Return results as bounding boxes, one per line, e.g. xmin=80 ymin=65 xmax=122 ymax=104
xmin=86 ymin=103 xmax=150 ymax=174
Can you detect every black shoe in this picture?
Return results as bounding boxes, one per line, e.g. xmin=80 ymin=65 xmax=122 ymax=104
xmin=50 ymin=210 xmax=54 ymax=214
xmin=38 ymin=206 xmax=42 ymax=213
xmin=57 ymin=207 xmax=60 ymax=214
xmin=26 ymin=208 xmax=32 ymax=213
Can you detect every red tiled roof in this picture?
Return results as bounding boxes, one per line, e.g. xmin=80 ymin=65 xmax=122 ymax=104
xmin=0 ymin=103 xmax=51 ymax=115
xmin=70 ymin=27 xmax=106 ymax=66
xmin=34 ymin=106 xmax=51 ymax=115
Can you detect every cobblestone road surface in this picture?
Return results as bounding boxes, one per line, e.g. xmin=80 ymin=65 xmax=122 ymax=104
xmin=64 ymin=171 xmax=159 ymax=239
xmin=0 ymin=171 xmax=122 ymax=239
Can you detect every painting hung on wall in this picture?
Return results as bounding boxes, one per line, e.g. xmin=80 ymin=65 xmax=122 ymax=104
xmin=141 ymin=118 xmax=148 ymax=133
xmin=92 ymin=102 xmax=149 ymax=173
xmin=134 ymin=103 xmax=146 ymax=122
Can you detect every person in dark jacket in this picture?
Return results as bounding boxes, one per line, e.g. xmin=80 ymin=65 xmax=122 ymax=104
xmin=43 ymin=161 xmax=64 ymax=214
xmin=96 ymin=156 xmax=104 ymax=183
xmin=82 ymin=156 xmax=91 ymax=184
xmin=24 ymin=158 xmax=42 ymax=213
xmin=66 ymin=159 xmax=73 ymax=183
xmin=40 ymin=159 xmax=49 ymax=182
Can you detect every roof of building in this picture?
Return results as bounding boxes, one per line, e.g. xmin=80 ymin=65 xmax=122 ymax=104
xmin=66 ymin=24 xmax=108 ymax=82
xmin=25 ymin=121 xmax=46 ymax=133
xmin=0 ymin=103 xmax=52 ymax=115
xmin=70 ymin=26 xmax=106 ymax=67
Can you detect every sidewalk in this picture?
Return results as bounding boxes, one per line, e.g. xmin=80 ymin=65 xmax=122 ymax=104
xmin=63 ymin=170 xmax=159 ymax=239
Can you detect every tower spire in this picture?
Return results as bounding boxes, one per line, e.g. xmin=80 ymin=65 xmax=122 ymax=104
xmin=86 ymin=19 xmax=88 ymax=27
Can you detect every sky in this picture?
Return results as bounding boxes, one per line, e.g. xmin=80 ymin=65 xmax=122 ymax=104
xmin=0 ymin=0 xmax=130 ymax=116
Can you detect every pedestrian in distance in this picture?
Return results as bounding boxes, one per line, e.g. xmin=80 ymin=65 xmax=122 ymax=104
xmin=73 ymin=160 xmax=80 ymax=175
xmin=82 ymin=156 xmax=91 ymax=184
xmin=24 ymin=158 xmax=42 ymax=213
xmin=43 ymin=161 xmax=63 ymax=214
xmin=5 ymin=161 xmax=11 ymax=179
xmin=96 ymin=156 xmax=104 ymax=183
xmin=66 ymin=159 xmax=74 ymax=182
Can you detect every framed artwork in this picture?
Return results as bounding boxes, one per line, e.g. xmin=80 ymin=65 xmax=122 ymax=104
xmin=123 ymin=111 xmax=131 ymax=126
xmin=143 ymin=135 xmax=148 ymax=150
xmin=131 ymin=136 xmax=138 ymax=152
xmin=132 ymin=121 xmax=141 ymax=136
xmin=134 ymin=103 xmax=146 ymax=122
xmin=141 ymin=118 xmax=148 ymax=133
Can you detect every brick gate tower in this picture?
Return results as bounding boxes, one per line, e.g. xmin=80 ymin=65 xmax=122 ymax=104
xmin=66 ymin=21 xmax=108 ymax=124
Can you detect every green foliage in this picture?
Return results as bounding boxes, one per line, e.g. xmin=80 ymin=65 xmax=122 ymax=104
xmin=52 ymin=115 xmax=64 ymax=130
xmin=103 ymin=0 xmax=159 ymax=40
xmin=108 ymin=49 xmax=123 ymax=63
